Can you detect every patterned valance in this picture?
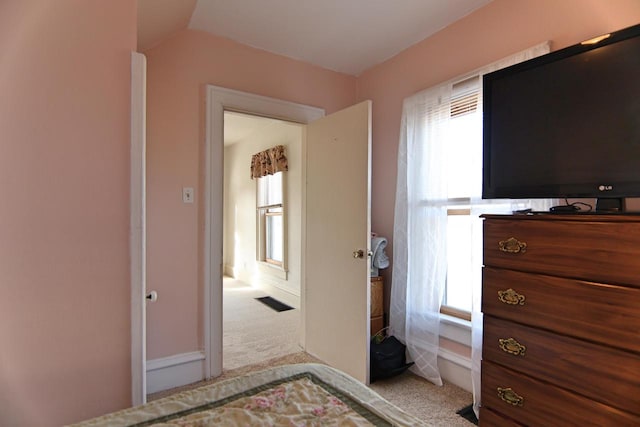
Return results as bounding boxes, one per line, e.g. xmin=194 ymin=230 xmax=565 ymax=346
xmin=250 ymin=145 xmax=288 ymax=179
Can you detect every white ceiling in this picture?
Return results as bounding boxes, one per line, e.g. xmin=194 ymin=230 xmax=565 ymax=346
xmin=224 ymin=111 xmax=300 ymax=146
xmin=138 ymin=0 xmax=494 ymax=139
xmin=138 ymin=0 xmax=493 ymax=76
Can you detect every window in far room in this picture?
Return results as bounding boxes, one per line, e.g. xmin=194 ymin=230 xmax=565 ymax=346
xmin=256 ymin=171 xmax=286 ymax=268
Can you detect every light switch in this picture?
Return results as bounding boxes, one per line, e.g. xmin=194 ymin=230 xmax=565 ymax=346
xmin=182 ymin=187 xmax=194 ymax=203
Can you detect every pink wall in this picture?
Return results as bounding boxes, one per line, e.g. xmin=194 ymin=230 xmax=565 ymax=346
xmin=144 ymin=29 xmax=356 ymax=359
xmin=0 ymin=0 xmax=136 ymax=424
xmin=357 ymin=0 xmax=640 ymax=297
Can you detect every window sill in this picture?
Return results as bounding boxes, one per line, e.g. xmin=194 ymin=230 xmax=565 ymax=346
xmin=440 ymin=313 xmax=471 ymax=347
xmin=257 ymin=262 xmax=288 ymax=281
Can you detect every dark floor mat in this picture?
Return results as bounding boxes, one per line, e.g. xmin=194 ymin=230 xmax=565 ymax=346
xmin=255 ymin=296 xmax=294 ymax=312
xmin=456 ymin=404 xmax=478 ymax=425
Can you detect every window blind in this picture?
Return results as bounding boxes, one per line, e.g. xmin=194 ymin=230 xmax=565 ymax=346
xmin=451 ymin=76 xmax=479 ymax=118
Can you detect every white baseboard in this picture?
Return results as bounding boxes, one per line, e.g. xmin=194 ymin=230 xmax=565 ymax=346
xmin=146 ymin=351 xmax=206 ymax=394
xmin=223 ymin=263 xmax=235 ymax=278
xmin=438 ymin=348 xmax=472 ymax=393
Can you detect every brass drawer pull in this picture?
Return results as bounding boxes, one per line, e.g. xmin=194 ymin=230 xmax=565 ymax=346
xmin=499 ymin=237 xmax=527 ymax=254
xmin=499 ymin=337 xmax=526 ymax=356
xmin=497 ymin=387 xmax=524 ymax=407
xmin=498 ymin=288 xmax=526 ymax=305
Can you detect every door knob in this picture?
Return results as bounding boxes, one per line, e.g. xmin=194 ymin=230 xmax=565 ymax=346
xmin=352 ymin=249 xmax=373 ymax=259
xmin=146 ymin=291 xmax=158 ymax=302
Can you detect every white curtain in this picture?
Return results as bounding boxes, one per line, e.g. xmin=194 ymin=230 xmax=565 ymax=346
xmin=390 ymin=42 xmax=553 ymax=413
xmin=391 ymin=83 xmax=451 ymax=385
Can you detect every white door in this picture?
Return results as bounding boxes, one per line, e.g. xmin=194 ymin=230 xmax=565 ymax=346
xmin=304 ymin=100 xmax=372 ymax=383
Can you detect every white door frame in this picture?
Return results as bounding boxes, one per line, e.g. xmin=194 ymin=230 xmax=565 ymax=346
xmin=130 ymin=51 xmax=147 ymax=406
xmin=204 ymin=86 xmax=324 ymax=378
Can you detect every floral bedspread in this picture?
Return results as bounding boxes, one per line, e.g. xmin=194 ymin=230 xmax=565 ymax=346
xmin=71 ymin=363 xmax=428 ymax=427
xmin=147 ymin=375 xmax=386 ymax=426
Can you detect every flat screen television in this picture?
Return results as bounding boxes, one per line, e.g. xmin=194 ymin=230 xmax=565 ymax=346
xmin=482 ymin=23 xmax=640 ymax=212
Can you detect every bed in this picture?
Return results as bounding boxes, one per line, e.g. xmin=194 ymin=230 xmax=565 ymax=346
xmin=72 ymin=363 xmax=429 ymax=426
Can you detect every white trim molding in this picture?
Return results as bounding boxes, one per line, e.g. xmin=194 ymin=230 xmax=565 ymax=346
xmin=438 ymin=314 xmax=472 ymax=392
xmin=146 ymin=351 xmax=206 ymax=395
xmin=130 ymin=51 xmax=147 ymax=406
xmin=440 ymin=314 xmax=471 ymax=346
xmin=204 ymin=85 xmax=324 ymax=380
xmin=223 ymin=263 xmax=235 ymax=278
xmin=438 ymin=348 xmax=472 ymax=393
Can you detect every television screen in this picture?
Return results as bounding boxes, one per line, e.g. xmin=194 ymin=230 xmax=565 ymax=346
xmin=482 ymin=24 xmax=640 ymax=206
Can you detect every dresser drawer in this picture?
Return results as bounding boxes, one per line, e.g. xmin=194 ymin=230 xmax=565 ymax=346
xmin=481 ymin=361 xmax=640 ymax=426
xmin=482 ymin=267 xmax=640 ymax=353
xmin=483 ymin=217 xmax=640 ymax=287
xmin=479 ymin=407 xmax=524 ymax=426
xmin=483 ymin=316 xmax=640 ymax=415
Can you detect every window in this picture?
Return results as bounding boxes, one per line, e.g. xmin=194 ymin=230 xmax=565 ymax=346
xmin=440 ymin=77 xmax=512 ymax=320
xmin=439 ymin=77 xmax=481 ymax=319
xmin=392 ymin=42 xmax=552 ymax=399
xmin=256 ymin=171 xmax=286 ymax=268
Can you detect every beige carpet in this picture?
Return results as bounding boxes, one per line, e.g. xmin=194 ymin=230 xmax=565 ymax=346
xmin=369 ymin=368 xmax=474 ymax=426
xmin=222 ymin=277 xmax=302 ymax=369
xmin=149 ymin=277 xmax=475 ymax=425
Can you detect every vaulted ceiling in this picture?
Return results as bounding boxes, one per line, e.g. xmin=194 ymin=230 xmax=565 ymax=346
xmin=137 ymin=0 xmax=492 ymax=76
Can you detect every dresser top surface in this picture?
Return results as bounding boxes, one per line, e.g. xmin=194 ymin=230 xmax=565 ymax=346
xmin=481 ymin=213 xmax=640 ymax=222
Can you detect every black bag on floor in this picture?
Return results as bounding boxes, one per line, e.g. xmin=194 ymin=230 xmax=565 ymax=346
xmin=370 ymin=335 xmax=414 ymax=382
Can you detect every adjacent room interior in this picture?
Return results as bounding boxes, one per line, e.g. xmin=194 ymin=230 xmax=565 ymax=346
xmin=222 ymin=111 xmax=304 ymax=370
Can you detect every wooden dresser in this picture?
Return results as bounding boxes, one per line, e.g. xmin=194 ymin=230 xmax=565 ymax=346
xmin=480 ymin=214 xmax=640 ymax=426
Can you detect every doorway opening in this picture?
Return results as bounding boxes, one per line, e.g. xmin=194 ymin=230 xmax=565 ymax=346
xmin=222 ymin=111 xmax=304 ymax=370
xmin=205 ymin=87 xmax=376 ymax=385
